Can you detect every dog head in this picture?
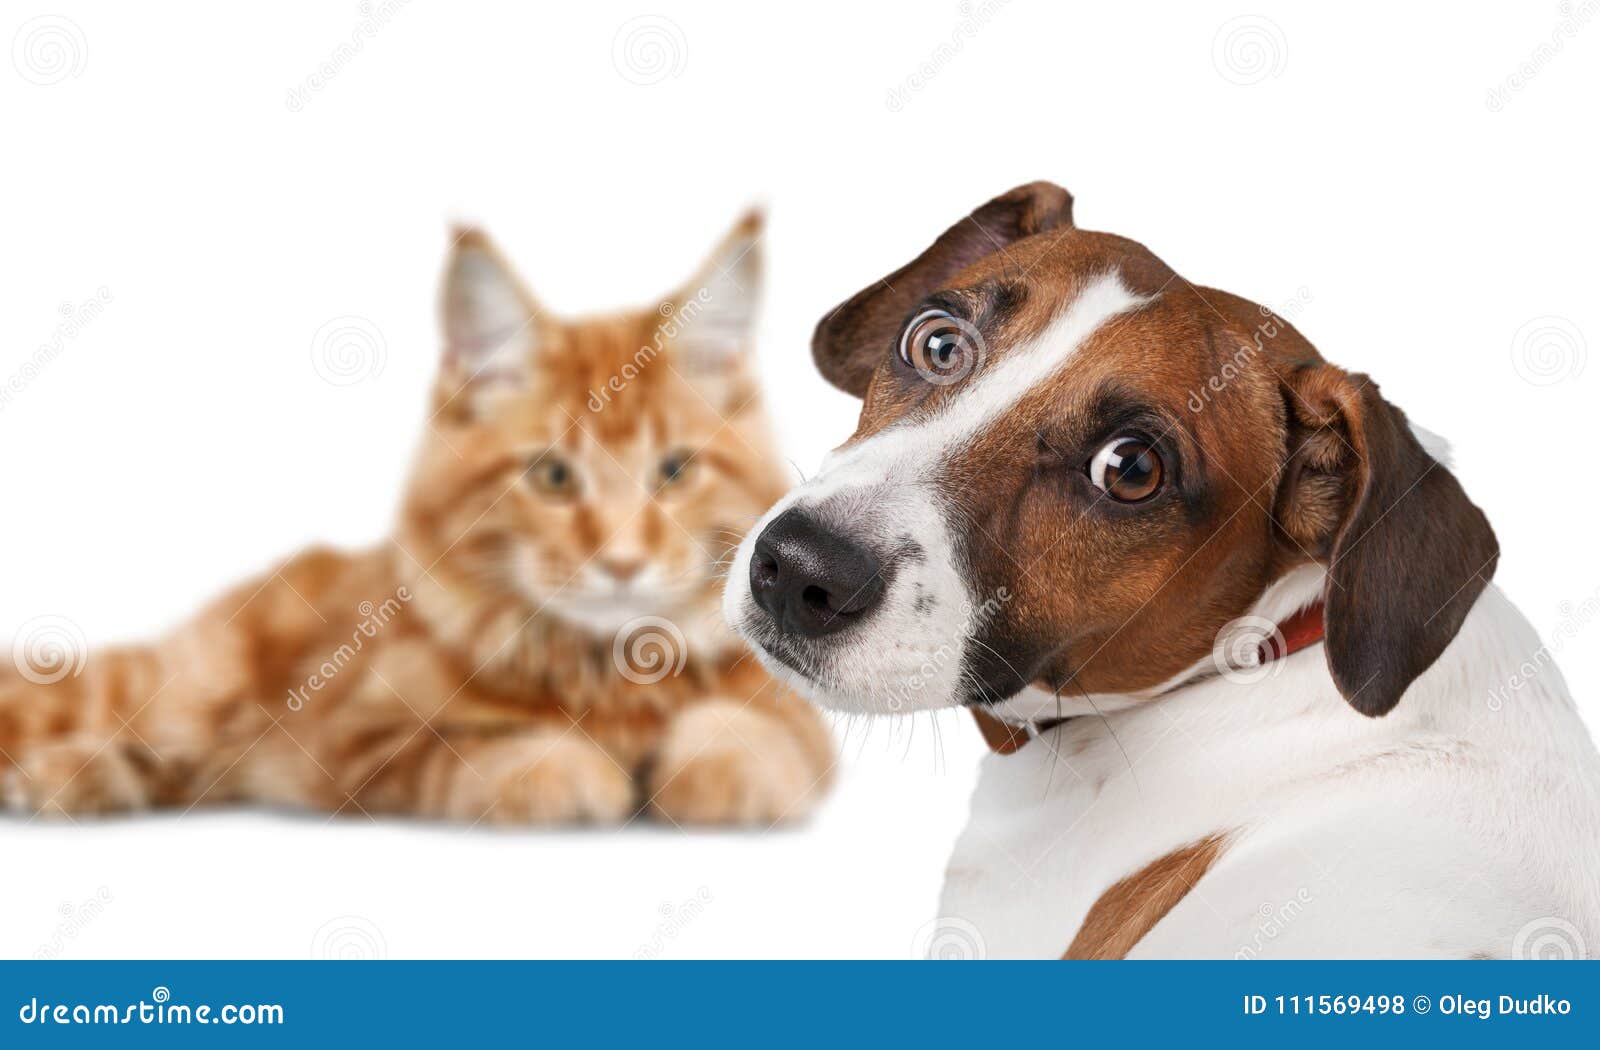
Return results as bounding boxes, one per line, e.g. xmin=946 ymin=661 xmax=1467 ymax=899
xmin=723 ymin=181 xmax=1497 ymax=719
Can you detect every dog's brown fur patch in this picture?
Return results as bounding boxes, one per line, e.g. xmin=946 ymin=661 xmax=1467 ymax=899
xmin=1063 ymin=834 xmax=1229 ymax=959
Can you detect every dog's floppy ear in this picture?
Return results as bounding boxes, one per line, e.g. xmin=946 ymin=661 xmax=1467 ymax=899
xmin=811 ymin=181 xmax=1074 ymax=396
xmin=1274 ymin=366 xmax=1498 ymax=716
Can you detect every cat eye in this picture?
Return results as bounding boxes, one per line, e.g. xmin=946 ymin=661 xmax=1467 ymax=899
xmin=527 ymin=454 xmax=579 ymax=498
xmin=1088 ymin=437 xmax=1163 ymax=503
xmin=656 ymin=449 xmax=696 ymax=489
xmin=898 ymin=309 xmax=982 ymax=385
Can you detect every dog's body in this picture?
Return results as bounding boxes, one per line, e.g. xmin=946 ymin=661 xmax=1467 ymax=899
xmin=947 ymin=579 xmax=1600 ymax=958
xmin=725 ymin=182 xmax=1600 ymax=958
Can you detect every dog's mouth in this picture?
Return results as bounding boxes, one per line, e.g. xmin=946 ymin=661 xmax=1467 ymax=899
xmin=755 ymin=636 xmax=809 ymax=676
xmin=737 ymin=602 xmax=986 ymax=716
xmin=747 ymin=626 xmax=827 ymax=686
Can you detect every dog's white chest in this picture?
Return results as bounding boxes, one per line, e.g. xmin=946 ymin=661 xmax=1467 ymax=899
xmin=934 ymin=598 xmax=1600 ymax=960
xmin=937 ymin=707 xmax=1257 ymax=959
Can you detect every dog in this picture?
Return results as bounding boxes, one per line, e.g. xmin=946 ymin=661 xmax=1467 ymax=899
xmin=723 ymin=181 xmax=1600 ymax=959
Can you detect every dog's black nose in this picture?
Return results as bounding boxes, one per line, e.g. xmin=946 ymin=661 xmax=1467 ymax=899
xmin=749 ymin=510 xmax=885 ymax=637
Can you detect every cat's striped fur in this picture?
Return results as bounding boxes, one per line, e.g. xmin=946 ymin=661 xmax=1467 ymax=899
xmin=1 ymin=214 xmax=833 ymax=825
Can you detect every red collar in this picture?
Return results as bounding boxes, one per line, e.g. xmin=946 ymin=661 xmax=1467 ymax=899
xmin=974 ymin=602 xmax=1326 ymax=755
xmin=1262 ymin=600 xmax=1326 ymax=664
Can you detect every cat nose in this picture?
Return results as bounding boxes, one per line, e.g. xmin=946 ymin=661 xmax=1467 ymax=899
xmin=599 ymin=556 xmax=646 ymax=584
xmin=749 ymin=510 xmax=885 ymax=638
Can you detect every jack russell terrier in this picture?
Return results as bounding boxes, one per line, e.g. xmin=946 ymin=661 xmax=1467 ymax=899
xmin=724 ymin=182 xmax=1600 ymax=959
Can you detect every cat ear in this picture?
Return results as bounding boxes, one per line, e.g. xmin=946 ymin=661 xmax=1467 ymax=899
xmin=439 ymin=227 xmax=542 ymax=391
xmin=666 ymin=209 xmax=763 ymax=372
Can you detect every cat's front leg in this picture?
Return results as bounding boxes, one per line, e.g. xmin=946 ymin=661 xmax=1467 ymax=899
xmin=360 ymin=726 xmax=636 ymax=825
xmin=3 ymin=739 xmax=152 ymax=818
xmin=647 ymin=698 xmax=831 ymax=826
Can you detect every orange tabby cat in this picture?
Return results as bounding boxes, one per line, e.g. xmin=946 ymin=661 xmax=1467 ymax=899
xmin=1 ymin=214 xmax=833 ymax=825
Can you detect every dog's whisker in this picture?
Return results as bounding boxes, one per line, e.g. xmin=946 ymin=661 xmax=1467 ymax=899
xmin=1065 ymin=675 xmax=1140 ymax=800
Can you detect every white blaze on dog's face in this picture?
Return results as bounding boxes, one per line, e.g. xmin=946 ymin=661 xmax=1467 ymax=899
xmin=724 ymin=182 xmax=1498 ymax=721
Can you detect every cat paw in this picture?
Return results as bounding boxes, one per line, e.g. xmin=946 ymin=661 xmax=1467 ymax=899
xmin=3 ymin=742 xmax=148 ymax=818
xmin=478 ymin=732 xmax=634 ymax=825
xmin=648 ymin=700 xmax=823 ymax=826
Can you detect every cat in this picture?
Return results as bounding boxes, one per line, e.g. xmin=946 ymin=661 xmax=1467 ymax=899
xmin=0 ymin=213 xmax=834 ymax=825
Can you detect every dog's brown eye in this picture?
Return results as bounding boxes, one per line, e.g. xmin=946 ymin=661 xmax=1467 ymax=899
xmin=527 ymin=454 xmax=578 ymax=498
xmin=899 ymin=309 xmax=983 ymax=385
xmin=1089 ymin=438 xmax=1162 ymax=503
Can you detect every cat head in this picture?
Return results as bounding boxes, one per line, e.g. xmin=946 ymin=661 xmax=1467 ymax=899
xmin=397 ymin=213 xmax=786 ymax=654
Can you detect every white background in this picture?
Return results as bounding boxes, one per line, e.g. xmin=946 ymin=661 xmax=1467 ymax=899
xmin=2 ymin=1 xmax=1596 ymax=959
